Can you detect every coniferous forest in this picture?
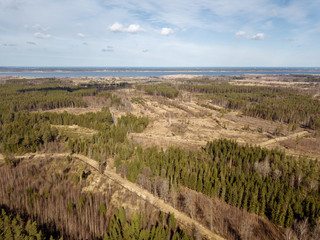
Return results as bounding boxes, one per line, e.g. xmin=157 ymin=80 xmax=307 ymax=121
xmin=0 ymin=77 xmax=319 ymax=240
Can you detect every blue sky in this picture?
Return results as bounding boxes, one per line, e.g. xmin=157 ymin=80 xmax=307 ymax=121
xmin=0 ymin=0 xmax=320 ymax=67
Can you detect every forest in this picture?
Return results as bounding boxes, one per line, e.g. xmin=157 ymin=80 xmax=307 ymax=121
xmin=115 ymin=139 xmax=320 ymax=230
xmin=0 ymin=77 xmax=319 ymax=240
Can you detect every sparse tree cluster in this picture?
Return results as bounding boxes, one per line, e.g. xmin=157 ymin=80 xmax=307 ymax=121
xmin=180 ymin=83 xmax=320 ymax=130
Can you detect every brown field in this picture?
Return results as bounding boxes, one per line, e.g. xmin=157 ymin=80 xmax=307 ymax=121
xmin=43 ymin=75 xmax=319 ymax=159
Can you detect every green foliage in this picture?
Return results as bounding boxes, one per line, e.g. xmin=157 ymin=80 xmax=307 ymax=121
xmin=0 ymin=208 xmax=44 ymax=240
xmin=131 ymin=97 xmax=145 ymax=105
xmin=67 ymin=112 xmax=148 ymax=162
xmin=99 ymin=203 xmax=107 ymax=216
xmin=140 ymin=83 xmax=179 ymax=98
xmin=67 ymin=202 xmax=76 ymax=212
xmin=117 ymin=114 xmax=149 ymax=133
xmin=0 ymin=111 xmax=59 ymax=153
xmin=168 ymin=213 xmax=176 ymax=230
xmin=4 ymin=156 xmax=17 ymax=168
xmin=105 ymin=208 xmax=192 ymax=240
xmin=41 ymin=107 xmax=113 ymax=131
xmin=243 ymin=124 xmax=250 ymax=131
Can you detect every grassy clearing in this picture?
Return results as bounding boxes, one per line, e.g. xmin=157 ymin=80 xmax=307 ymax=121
xmin=52 ymin=124 xmax=98 ymax=140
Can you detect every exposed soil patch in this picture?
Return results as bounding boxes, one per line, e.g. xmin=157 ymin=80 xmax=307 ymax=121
xmin=280 ymin=136 xmax=320 ymax=158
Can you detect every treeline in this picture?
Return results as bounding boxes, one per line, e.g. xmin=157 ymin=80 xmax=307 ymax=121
xmin=0 ymin=81 xmax=88 ymax=114
xmin=180 ymin=84 xmax=320 ymax=130
xmin=116 ymin=139 xmax=320 ymax=231
xmin=0 ymin=78 xmax=130 ymax=114
xmin=288 ymin=75 xmax=320 ymax=82
xmin=138 ymin=83 xmax=179 ymax=98
xmin=0 ymin=156 xmax=193 ymax=240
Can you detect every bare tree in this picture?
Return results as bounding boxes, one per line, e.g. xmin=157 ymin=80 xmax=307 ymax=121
xmin=253 ymin=159 xmax=271 ymax=178
xmin=239 ymin=218 xmax=253 ymax=240
xmin=296 ymin=173 xmax=303 ymax=188
xmin=137 ymin=174 xmax=146 ymax=188
xmin=191 ymin=223 xmax=202 ymax=240
xmin=98 ymin=159 xmax=106 ymax=174
xmin=272 ymin=168 xmax=282 ymax=181
xmin=285 ymin=228 xmax=297 ymax=240
xmin=294 ymin=218 xmax=309 ymax=240
xmin=158 ymin=178 xmax=168 ymax=202
xmin=185 ymin=191 xmax=195 ymax=219
xmin=169 ymin=188 xmax=177 ymax=208
xmin=120 ymin=164 xmax=128 ymax=179
xmin=142 ymin=167 xmax=152 ymax=179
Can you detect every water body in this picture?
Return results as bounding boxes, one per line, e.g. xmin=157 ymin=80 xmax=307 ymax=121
xmin=0 ymin=67 xmax=320 ymax=77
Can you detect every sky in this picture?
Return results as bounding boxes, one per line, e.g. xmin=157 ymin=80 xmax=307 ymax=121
xmin=0 ymin=0 xmax=320 ymax=67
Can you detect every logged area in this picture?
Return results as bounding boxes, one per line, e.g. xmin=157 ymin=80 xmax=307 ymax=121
xmin=0 ymin=75 xmax=319 ymax=240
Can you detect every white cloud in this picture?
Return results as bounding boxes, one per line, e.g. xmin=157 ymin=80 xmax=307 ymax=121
xmin=34 ymin=32 xmax=51 ymax=39
xmin=250 ymin=33 xmax=265 ymax=40
xmin=109 ymin=22 xmax=124 ymax=32
xmin=109 ymin=22 xmax=145 ymax=33
xmin=234 ymin=31 xmax=265 ymax=40
xmin=161 ymin=27 xmax=174 ymax=36
xmin=234 ymin=31 xmax=247 ymax=38
xmin=77 ymin=33 xmax=85 ymax=38
xmin=126 ymin=24 xmax=145 ymax=33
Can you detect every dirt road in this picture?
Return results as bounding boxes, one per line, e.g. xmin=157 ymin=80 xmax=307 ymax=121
xmin=259 ymin=131 xmax=309 ymax=147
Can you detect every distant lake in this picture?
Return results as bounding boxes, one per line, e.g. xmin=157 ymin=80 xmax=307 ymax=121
xmin=0 ymin=67 xmax=320 ymax=77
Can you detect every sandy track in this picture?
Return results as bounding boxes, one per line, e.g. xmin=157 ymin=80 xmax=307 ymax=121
xmin=0 ymin=152 xmax=224 ymax=240
xmin=259 ymin=131 xmax=309 ymax=147
xmin=0 ymin=152 xmax=69 ymax=161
